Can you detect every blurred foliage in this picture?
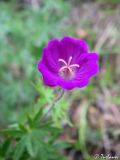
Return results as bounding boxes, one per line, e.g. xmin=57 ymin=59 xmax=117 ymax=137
xmin=97 ymin=0 xmax=120 ymax=5
xmin=0 ymin=0 xmax=69 ymax=124
xmin=0 ymin=108 xmax=68 ymax=160
xmin=0 ymin=0 xmax=120 ymax=159
xmin=0 ymin=1 xmax=71 ymax=158
xmin=0 ymin=79 xmax=70 ymax=159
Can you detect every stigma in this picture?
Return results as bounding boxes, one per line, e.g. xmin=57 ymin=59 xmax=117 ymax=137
xmin=58 ymin=56 xmax=79 ymax=79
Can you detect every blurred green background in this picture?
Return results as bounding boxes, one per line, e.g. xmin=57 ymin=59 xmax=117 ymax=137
xmin=0 ymin=0 xmax=70 ymax=124
xmin=0 ymin=0 xmax=120 ymax=159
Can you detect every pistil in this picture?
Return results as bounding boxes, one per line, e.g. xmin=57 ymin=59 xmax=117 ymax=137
xmin=58 ymin=56 xmax=80 ymax=79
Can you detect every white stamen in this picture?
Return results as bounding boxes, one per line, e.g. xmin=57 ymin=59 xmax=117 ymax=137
xmin=58 ymin=56 xmax=80 ymax=79
xmin=68 ymin=56 xmax=72 ymax=65
xmin=70 ymin=64 xmax=80 ymax=68
xmin=58 ymin=59 xmax=67 ymax=66
xmin=59 ymin=66 xmax=68 ymax=72
xmin=68 ymin=67 xmax=73 ymax=73
xmin=59 ymin=66 xmax=72 ymax=73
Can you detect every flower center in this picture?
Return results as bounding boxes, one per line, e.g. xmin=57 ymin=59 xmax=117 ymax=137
xmin=58 ymin=56 xmax=79 ymax=79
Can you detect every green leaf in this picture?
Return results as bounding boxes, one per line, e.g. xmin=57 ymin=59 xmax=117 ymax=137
xmin=0 ymin=138 xmax=12 ymax=157
xmin=78 ymin=102 xmax=89 ymax=151
xmin=18 ymin=123 xmax=28 ymax=133
xmin=0 ymin=129 xmax=24 ymax=137
xmin=32 ymin=107 xmax=43 ymax=125
xmin=13 ymin=136 xmax=26 ymax=160
xmin=52 ymin=98 xmax=69 ymax=127
xmin=25 ymin=134 xmax=35 ymax=157
xmin=27 ymin=114 xmax=33 ymax=127
xmin=54 ymin=141 xmax=71 ymax=149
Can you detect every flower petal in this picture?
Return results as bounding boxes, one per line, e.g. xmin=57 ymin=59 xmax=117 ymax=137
xmin=75 ymin=52 xmax=99 ymax=79
xmin=37 ymin=60 xmax=59 ymax=87
xmin=42 ymin=38 xmax=60 ymax=73
xmin=58 ymin=77 xmax=89 ymax=90
xmin=37 ymin=36 xmax=99 ymax=90
xmin=59 ymin=36 xmax=88 ymax=62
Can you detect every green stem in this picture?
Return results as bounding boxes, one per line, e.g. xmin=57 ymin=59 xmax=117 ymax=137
xmin=41 ymin=88 xmax=65 ymax=122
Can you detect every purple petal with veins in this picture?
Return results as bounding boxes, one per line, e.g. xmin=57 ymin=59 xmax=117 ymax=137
xmin=38 ymin=36 xmax=99 ymax=90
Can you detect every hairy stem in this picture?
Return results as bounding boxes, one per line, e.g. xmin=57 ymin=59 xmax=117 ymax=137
xmin=41 ymin=88 xmax=65 ymax=122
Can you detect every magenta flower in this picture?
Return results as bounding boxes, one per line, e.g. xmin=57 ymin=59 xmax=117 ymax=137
xmin=38 ymin=36 xmax=99 ymax=90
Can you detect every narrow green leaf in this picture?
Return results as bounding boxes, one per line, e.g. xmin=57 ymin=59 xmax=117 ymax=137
xmin=54 ymin=141 xmax=71 ymax=149
xmin=19 ymin=123 xmax=28 ymax=133
xmin=0 ymin=129 xmax=24 ymax=137
xmin=32 ymin=107 xmax=43 ymax=125
xmin=13 ymin=136 xmax=26 ymax=160
xmin=25 ymin=134 xmax=35 ymax=157
xmin=78 ymin=102 xmax=89 ymax=150
xmin=0 ymin=138 xmax=11 ymax=156
xmin=27 ymin=115 xmax=33 ymax=127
